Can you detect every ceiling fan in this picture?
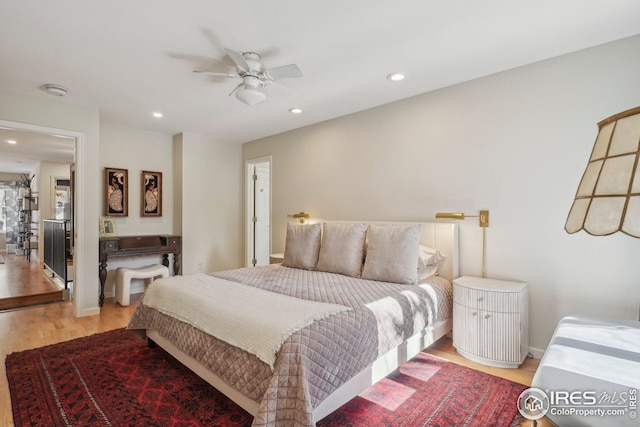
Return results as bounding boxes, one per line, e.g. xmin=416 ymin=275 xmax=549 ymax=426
xmin=194 ymin=48 xmax=303 ymax=106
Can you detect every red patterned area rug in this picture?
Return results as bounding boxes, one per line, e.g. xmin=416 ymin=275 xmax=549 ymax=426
xmin=6 ymin=329 xmax=526 ymax=427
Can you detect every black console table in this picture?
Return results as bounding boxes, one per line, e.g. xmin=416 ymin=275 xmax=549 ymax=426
xmin=98 ymin=234 xmax=181 ymax=307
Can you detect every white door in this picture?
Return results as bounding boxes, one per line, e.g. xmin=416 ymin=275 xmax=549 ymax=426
xmin=253 ymin=163 xmax=270 ymax=265
xmin=246 ymin=158 xmax=271 ymax=267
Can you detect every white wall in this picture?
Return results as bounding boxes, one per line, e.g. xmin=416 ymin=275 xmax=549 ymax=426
xmin=0 ymin=97 xmax=245 ymax=308
xmin=243 ymin=35 xmax=640 ymax=355
xmin=98 ymin=123 xmax=175 ymax=296
xmin=175 ymin=133 xmax=243 ymax=275
xmin=0 ymin=173 xmax=22 ymax=181
xmin=172 ymin=134 xmax=183 ymax=237
xmin=100 ymin=123 xmax=174 ymax=235
xmin=0 ymin=88 xmax=101 ymax=317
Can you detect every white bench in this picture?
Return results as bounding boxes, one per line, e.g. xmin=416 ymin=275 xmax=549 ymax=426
xmin=531 ymin=314 xmax=640 ymax=426
xmin=115 ymin=264 xmax=169 ymax=306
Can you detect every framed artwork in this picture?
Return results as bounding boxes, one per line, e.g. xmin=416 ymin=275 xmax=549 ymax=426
xmin=104 ymin=168 xmax=128 ymax=216
xmin=99 ymin=216 xmax=117 ymax=237
xmin=142 ymin=170 xmax=162 ymax=217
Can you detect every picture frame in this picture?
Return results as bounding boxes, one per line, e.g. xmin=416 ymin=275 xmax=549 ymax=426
xmin=141 ymin=170 xmax=162 ymax=217
xmin=104 ymin=167 xmax=128 ymax=216
xmin=99 ymin=216 xmax=117 ymax=237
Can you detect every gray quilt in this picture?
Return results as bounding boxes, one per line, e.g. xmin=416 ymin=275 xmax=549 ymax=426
xmin=127 ymin=264 xmax=452 ymax=427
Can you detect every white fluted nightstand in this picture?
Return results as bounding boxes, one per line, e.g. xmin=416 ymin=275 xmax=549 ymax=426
xmin=452 ymin=276 xmax=529 ymax=368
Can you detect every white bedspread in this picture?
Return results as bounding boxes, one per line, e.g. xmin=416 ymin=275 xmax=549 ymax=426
xmin=141 ymin=273 xmax=351 ymax=369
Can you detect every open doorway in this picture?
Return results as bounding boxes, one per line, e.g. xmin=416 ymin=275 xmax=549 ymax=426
xmin=245 ymin=157 xmax=271 ymax=267
xmin=0 ymin=125 xmax=76 ymax=310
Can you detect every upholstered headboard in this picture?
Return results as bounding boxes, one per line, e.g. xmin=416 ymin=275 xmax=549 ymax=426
xmin=325 ymin=221 xmax=459 ymax=281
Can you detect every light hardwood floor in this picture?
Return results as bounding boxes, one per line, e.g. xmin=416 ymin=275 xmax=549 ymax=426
xmin=0 ymin=253 xmax=63 ymax=310
xmin=0 ymin=262 xmax=550 ymax=427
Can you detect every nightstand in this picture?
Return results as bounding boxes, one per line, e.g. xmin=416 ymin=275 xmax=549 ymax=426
xmin=452 ymin=276 xmax=529 ymax=368
xmin=269 ymin=253 xmax=284 ymax=264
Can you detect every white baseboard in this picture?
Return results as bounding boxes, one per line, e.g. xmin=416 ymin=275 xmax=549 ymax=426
xmin=80 ymin=307 xmax=101 ymax=316
xmin=529 ymin=346 xmax=546 ymax=359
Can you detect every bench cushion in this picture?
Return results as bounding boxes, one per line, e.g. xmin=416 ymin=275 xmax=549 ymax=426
xmin=532 ymin=314 xmax=640 ymax=426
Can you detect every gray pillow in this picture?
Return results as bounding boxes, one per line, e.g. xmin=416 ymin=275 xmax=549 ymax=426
xmin=316 ymin=223 xmax=368 ymax=277
xmin=282 ymin=222 xmax=322 ymax=270
xmin=361 ymin=224 xmax=422 ymax=284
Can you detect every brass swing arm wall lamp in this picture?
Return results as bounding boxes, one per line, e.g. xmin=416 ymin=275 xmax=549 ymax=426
xmin=288 ymin=211 xmax=310 ymax=223
xmin=435 ymin=211 xmax=490 ymax=227
xmin=436 ymin=210 xmax=490 ymax=278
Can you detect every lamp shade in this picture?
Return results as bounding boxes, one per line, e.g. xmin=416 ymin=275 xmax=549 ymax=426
xmin=565 ymin=106 xmax=640 ymax=237
xmin=235 ymin=86 xmax=266 ymax=105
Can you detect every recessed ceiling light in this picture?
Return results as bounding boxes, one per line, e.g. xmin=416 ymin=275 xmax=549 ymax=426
xmin=6 ymin=139 xmax=17 ymax=144
xmin=387 ymin=72 xmax=406 ymax=82
xmin=289 ymin=107 xmax=303 ymax=114
xmin=152 ymin=112 xmax=163 ymax=118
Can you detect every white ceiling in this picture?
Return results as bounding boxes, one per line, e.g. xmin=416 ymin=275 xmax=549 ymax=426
xmin=0 ymin=128 xmax=75 ymax=174
xmin=1 ymin=1 xmax=640 ymax=173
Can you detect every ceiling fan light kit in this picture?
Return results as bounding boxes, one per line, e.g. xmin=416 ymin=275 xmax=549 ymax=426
xmin=236 ymin=86 xmax=267 ymax=106
xmin=194 ymin=48 xmax=302 ymax=106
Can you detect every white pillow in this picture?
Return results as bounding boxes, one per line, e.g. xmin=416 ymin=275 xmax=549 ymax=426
xmin=418 ymin=265 xmax=439 ymax=280
xmin=282 ymin=223 xmax=322 ymax=270
xmin=417 ymin=245 xmax=446 ymax=279
xmin=361 ymin=224 xmax=422 ymax=285
xmin=316 ymin=223 xmax=368 ymax=277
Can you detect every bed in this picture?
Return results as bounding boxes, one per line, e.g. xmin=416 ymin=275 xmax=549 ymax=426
xmin=127 ymin=221 xmax=459 ymax=427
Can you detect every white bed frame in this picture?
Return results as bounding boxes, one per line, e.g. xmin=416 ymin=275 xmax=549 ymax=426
xmin=147 ymin=221 xmax=459 ymax=423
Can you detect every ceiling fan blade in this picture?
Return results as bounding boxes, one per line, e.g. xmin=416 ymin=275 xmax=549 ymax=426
xmin=263 ymin=79 xmax=292 ymax=95
xmin=228 ymin=82 xmax=243 ymax=96
xmin=225 ymin=48 xmax=250 ymax=72
xmin=193 ymin=70 xmax=238 ymax=78
xmin=263 ymin=64 xmax=302 ymax=80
